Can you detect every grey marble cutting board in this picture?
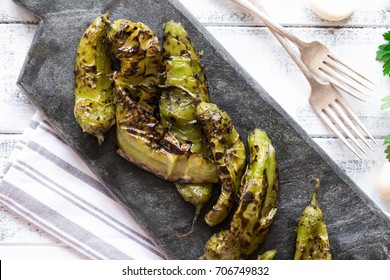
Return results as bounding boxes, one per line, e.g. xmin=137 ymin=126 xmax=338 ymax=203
xmin=14 ymin=0 xmax=390 ymax=259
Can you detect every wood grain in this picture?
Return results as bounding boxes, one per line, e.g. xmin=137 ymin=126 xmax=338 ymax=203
xmin=0 ymin=23 xmax=36 ymax=133
xmin=0 ymin=0 xmax=389 ymax=259
xmin=179 ymin=0 xmax=390 ymax=26
xmin=0 ymin=0 xmax=38 ymax=23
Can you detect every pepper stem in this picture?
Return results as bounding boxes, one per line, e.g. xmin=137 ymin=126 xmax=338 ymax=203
xmin=310 ymin=177 xmax=320 ymax=206
xmin=174 ymin=206 xmax=201 ymax=238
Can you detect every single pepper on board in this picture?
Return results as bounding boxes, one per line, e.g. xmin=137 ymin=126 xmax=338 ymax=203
xmin=245 ymin=132 xmax=278 ymax=256
xmin=235 ymin=129 xmax=278 ymax=257
xmin=195 ymin=102 xmax=247 ymax=227
xmin=74 ymin=14 xmax=115 ymax=144
xmin=201 ymin=129 xmax=278 ymax=259
xmin=159 ymin=20 xmax=213 ymax=235
xmin=294 ymin=178 xmax=332 ymax=260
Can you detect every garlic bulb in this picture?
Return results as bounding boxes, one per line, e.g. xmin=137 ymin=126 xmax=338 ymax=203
xmin=377 ymin=162 xmax=390 ymax=200
xmin=308 ymin=0 xmax=355 ymax=21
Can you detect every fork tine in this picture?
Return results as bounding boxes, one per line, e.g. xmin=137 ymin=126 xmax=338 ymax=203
xmin=332 ymin=100 xmax=374 ymax=151
xmin=323 ymin=107 xmax=368 ymax=155
xmin=337 ymin=97 xmax=377 ymax=145
xmin=326 ymin=53 xmax=376 ymax=90
xmin=319 ymin=63 xmax=372 ymax=98
xmin=318 ymin=109 xmax=362 ymax=159
xmin=320 ymin=72 xmax=367 ymax=101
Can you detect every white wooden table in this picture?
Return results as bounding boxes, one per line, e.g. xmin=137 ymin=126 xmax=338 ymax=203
xmin=0 ymin=0 xmax=389 ymax=259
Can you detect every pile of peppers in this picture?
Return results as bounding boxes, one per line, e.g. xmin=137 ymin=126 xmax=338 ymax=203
xmin=74 ymin=14 xmax=331 ymax=260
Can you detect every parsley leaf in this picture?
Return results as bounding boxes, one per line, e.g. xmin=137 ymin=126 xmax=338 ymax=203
xmin=385 ymin=135 xmax=390 ymax=162
xmin=377 ymin=31 xmax=390 ymax=162
xmin=376 ymin=31 xmax=390 ymax=76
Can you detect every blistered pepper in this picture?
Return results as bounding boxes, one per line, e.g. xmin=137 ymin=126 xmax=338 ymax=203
xmin=294 ymin=178 xmax=332 ymax=260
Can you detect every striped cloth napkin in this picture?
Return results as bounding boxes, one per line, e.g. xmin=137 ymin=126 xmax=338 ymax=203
xmin=0 ymin=111 xmax=165 ymax=260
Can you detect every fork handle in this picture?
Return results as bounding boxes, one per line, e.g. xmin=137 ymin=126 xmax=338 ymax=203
xmin=230 ymin=0 xmax=308 ymax=50
xmin=246 ymin=0 xmax=317 ymax=85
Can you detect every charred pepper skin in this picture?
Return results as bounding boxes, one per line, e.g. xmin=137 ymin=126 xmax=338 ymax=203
xmin=107 ymin=19 xmax=218 ymax=183
xmin=160 ymin=21 xmax=213 ymax=232
xmin=232 ymin=129 xmax=278 ymax=257
xmin=160 ymin=20 xmax=210 ymax=153
xmin=201 ymin=129 xmax=278 ymax=259
xmin=74 ymin=14 xmax=115 ymax=144
xmin=175 ymin=183 xmax=212 ymax=236
xmin=201 ymin=230 xmax=240 ymax=260
xmin=196 ymin=102 xmax=246 ymax=227
xmin=115 ymin=89 xmax=218 ymax=184
xmin=107 ymin=19 xmax=163 ymax=114
xmin=294 ymin=178 xmax=332 ymax=260
xmin=246 ymin=130 xmax=279 ymax=256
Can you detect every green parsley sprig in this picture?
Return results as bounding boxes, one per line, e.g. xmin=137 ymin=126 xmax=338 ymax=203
xmin=376 ymin=31 xmax=390 ymax=76
xmin=376 ymin=31 xmax=390 ymax=162
xmin=385 ymin=135 xmax=390 ymax=161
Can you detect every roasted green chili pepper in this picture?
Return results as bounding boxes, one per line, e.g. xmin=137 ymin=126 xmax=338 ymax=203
xmin=159 ymin=21 xmax=213 ymax=234
xmin=107 ymin=19 xmax=162 ymax=114
xmin=115 ymin=89 xmax=218 ymax=183
xmin=294 ymin=178 xmax=332 ymax=260
xmin=74 ymin=14 xmax=115 ymax=144
xmin=257 ymin=250 xmax=277 ymax=260
xmin=246 ymin=131 xmax=278 ymax=256
xmin=175 ymin=183 xmax=212 ymax=236
xmin=159 ymin=20 xmax=210 ymax=152
xmin=202 ymin=129 xmax=278 ymax=259
xmin=200 ymin=230 xmax=239 ymax=260
xmin=196 ymin=102 xmax=246 ymax=227
xmin=233 ymin=129 xmax=278 ymax=257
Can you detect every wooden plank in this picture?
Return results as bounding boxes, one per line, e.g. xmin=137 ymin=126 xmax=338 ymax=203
xmin=0 ymin=105 xmax=35 ymax=134
xmin=179 ymin=0 xmax=390 ymax=27
xmin=0 ymin=24 xmax=36 ymax=107
xmin=0 ymin=0 xmax=38 ymax=23
xmin=0 ymin=23 xmax=37 ymax=133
